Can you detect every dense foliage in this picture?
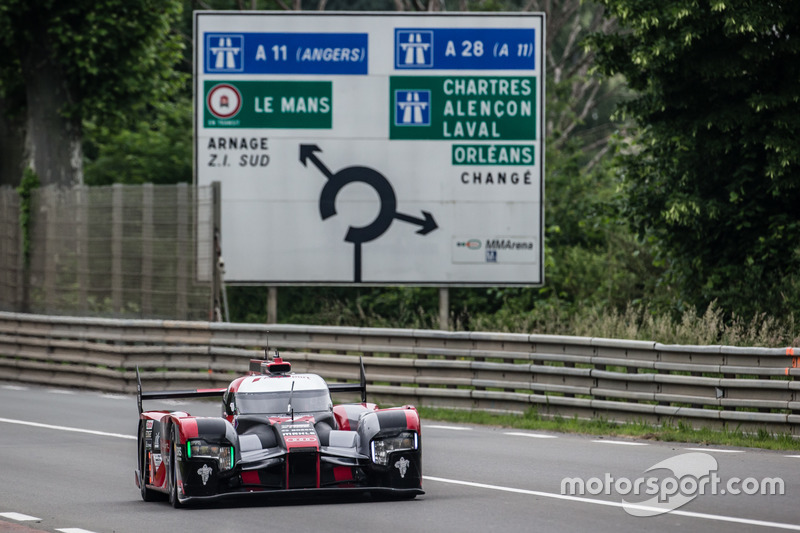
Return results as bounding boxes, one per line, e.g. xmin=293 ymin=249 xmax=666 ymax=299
xmin=0 ymin=0 xmax=185 ymax=186
xmin=588 ymin=0 xmax=800 ymax=318
xmin=84 ymin=98 xmax=193 ymax=185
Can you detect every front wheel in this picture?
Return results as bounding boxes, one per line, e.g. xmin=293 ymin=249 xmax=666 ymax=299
xmin=168 ymin=427 xmax=183 ymax=508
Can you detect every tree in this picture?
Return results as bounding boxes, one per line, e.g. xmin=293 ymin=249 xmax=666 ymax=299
xmin=588 ymin=0 xmax=800 ymax=317
xmin=0 ymin=0 xmax=185 ymax=187
xmin=84 ymin=98 xmax=193 ymax=186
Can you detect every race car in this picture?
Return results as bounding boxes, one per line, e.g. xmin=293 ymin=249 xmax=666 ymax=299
xmin=135 ymin=353 xmax=423 ymax=507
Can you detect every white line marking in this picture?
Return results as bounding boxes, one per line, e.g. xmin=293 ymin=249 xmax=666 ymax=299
xmin=0 ymin=512 xmax=41 ymax=521
xmin=425 ymin=425 xmax=473 ymax=431
xmin=100 ymin=394 xmax=128 ymax=400
xmin=57 ymin=529 xmax=100 ymax=533
xmin=784 ymin=455 xmax=800 ymax=459
xmin=0 ymin=417 xmax=135 ymax=440
xmin=1 ymin=385 xmax=28 ymax=391
xmin=505 ymin=432 xmax=558 ymax=439
xmin=685 ymin=448 xmax=744 ymax=453
xmin=592 ymin=440 xmax=648 ymax=446
xmin=424 ymin=476 xmax=800 ymax=531
xmin=47 ymin=389 xmax=75 ymax=395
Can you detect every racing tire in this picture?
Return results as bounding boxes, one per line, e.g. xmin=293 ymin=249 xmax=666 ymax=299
xmin=138 ymin=423 xmax=160 ymax=502
xmin=139 ymin=462 xmax=159 ymax=502
xmin=168 ymin=427 xmax=183 ymax=509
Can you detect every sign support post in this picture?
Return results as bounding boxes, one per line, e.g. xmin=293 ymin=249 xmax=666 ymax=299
xmin=439 ymin=287 xmax=449 ymax=331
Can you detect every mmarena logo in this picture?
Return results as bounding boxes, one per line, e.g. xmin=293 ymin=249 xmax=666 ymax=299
xmin=561 ymin=452 xmax=784 ymax=517
xmin=456 ymin=239 xmax=481 ymax=250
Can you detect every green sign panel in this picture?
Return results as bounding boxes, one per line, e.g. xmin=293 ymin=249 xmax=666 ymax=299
xmin=204 ymin=80 xmax=332 ymax=129
xmin=389 ymin=76 xmax=537 ymax=141
xmin=452 ymin=144 xmax=535 ymax=165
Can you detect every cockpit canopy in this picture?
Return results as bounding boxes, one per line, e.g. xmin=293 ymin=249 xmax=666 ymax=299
xmin=233 ymin=389 xmax=333 ymax=416
xmin=224 ymin=373 xmax=333 ymax=418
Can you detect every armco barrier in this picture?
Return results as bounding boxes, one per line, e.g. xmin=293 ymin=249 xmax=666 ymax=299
xmin=0 ymin=312 xmax=798 ymax=436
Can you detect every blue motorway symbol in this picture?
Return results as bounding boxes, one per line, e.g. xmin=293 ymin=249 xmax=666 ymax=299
xmin=395 ymin=30 xmax=434 ymax=68
xmin=206 ymin=34 xmax=245 ymax=72
xmin=394 ymin=90 xmax=431 ymax=126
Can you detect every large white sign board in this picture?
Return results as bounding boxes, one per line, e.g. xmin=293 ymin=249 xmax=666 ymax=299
xmin=194 ymin=11 xmax=545 ymax=285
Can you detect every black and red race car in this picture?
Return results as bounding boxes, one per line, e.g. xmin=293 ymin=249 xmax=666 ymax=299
xmin=135 ymin=354 xmax=423 ymax=507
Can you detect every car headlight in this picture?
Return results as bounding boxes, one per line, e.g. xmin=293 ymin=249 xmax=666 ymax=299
xmin=187 ymin=440 xmax=234 ymax=471
xmin=370 ymin=431 xmax=418 ymax=466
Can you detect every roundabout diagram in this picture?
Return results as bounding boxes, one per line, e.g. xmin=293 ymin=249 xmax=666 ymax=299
xmin=300 ymin=144 xmax=438 ymax=282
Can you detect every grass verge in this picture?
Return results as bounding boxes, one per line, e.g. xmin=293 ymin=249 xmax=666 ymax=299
xmin=417 ymin=407 xmax=800 ymax=451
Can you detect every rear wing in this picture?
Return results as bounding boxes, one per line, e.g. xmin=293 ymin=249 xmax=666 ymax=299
xmin=327 ymin=357 xmax=368 ymax=404
xmin=136 ymin=366 xmax=225 ymax=414
xmin=136 ymin=356 xmax=368 ymax=414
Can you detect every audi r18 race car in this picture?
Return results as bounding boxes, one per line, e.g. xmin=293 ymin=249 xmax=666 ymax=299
xmin=135 ymin=354 xmax=422 ymax=507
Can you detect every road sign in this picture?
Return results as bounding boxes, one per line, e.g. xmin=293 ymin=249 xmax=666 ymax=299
xmin=194 ymin=11 xmax=545 ymax=285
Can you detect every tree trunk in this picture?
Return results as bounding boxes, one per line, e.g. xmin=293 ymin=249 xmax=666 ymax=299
xmin=21 ymin=16 xmax=82 ymax=188
xmin=0 ymin=97 xmax=26 ymax=188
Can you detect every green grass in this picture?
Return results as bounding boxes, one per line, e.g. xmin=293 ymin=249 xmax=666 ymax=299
xmin=417 ymin=406 xmax=800 ymax=451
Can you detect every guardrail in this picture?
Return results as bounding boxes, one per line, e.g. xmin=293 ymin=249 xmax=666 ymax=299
xmin=0 ymin=312 xmax=798 ymax=436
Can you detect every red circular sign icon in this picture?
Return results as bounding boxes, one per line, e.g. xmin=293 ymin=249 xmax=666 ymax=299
xmin=207 ymin=83 xmax=242 ymax=119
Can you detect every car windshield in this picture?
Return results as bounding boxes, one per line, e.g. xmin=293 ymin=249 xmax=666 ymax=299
xmin=234 ymin=390 xmax=332 ymax=415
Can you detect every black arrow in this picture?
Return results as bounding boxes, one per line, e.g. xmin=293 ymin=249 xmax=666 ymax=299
xmin=299 ymin=144 xmax=333 ymax=179
xmin=299 ymin=144 xmax=438 ymax=282
xmin=395 ymin=210 xmax=438 ymax=235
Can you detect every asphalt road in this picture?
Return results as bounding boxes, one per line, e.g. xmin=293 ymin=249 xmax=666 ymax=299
xmin=1 ymin=381 xmax=799 ymax=533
